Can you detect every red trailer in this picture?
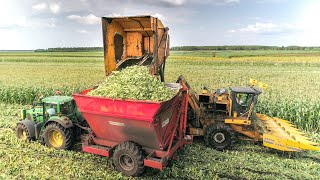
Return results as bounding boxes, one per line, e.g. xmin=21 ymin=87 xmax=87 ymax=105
xmin=73 ymin=84 xmax=192 ymax=176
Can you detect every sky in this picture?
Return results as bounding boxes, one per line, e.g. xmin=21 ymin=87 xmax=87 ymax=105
xmin=0 ymin=0 xmax=320 ymax=50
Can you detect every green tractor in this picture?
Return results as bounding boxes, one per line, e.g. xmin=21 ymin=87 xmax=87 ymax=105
xmin=16 ymin=96 xmax=86 ymax=150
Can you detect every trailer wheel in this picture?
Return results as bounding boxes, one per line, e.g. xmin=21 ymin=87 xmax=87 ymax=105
xmin=113 ymin=142 xmax=145 ymax=176
xmin=44 ymin=122 xmax=74 ymax=150
xmin=205 ymin=123 xmax=235 ymax=151
xmin=16 ymin=123 xmax=32 ymax=141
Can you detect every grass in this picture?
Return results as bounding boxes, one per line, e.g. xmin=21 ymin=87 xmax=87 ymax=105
xmin=0 ymin=50 xmax=320 ymax=179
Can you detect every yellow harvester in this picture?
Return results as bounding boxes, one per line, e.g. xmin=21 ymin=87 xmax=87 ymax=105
xmin=178 ymin=76 xmax=320 ymax=152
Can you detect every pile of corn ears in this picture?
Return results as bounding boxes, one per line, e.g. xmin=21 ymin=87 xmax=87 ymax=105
xmin=88 ymin=66 xmax=176 ymax=101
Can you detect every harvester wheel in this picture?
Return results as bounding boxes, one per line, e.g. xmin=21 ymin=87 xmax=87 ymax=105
xmin=113 ymin=142 xmax=145 ymax=176
xmin=205 ymin=123 xmax=235 ymax=151
xmin=44 ymin=122 xmax=74 ymax=150
xmin=16 ymin=123 xmax=32 ymax=141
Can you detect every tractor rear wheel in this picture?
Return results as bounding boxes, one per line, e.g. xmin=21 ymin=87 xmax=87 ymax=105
xmin=44 ymin=122 xmax=74 ymax=150
xmin=16 ymin=123 xmax=32 ymax=141
xmin=205 ymin=123 xmax=235 ymax=151
xmin=113 ymin=142 xmax=145 ymax=176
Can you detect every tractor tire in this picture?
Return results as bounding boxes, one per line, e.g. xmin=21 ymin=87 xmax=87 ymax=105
xmin=113 ymin=142 xmax=145 ymax=176
xmin=16 ymin=123 xmax=32 ymax=141
xmin=204 ymin=123 xmax=235 ymax=151
xmin=44 ymin=122 xmax=74 ymax=150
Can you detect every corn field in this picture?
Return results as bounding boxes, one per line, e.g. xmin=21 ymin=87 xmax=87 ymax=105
xmin=0 ymin=50 xmax=320 ymax=179
xmin=1 ymin=51 xmax=320 ymax=132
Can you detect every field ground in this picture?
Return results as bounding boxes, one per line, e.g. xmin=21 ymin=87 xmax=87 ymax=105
xmin=0 ymin=50 xmax=320 ymax=179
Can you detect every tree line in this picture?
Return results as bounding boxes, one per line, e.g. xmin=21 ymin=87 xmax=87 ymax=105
xmin=35 ymin=46 xmax=320 ymax=52
xmin=35 ymin=47 xmax=103 ymax=52
xmin=170 ymin=46 xmax=320 ymax=51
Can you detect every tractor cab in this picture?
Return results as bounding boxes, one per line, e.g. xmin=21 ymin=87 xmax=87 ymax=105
xmin=22 ymin=96 xmax=76 ymax=123
xmin=229 ymin=87 xmax=261 ymax=118
xmin=41 ymin=96 xmax=76 ymax=117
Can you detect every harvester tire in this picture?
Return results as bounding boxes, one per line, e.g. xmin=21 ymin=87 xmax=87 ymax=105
xmin=205 ymin=123 xmax=235 ymax=151
xmin=16 ymin=123 xmax=32 ymax=141
xmin=113 ymin=142 xmax=145 ymax=176
xmin=44 ymin=122 xmax=74 ymax=150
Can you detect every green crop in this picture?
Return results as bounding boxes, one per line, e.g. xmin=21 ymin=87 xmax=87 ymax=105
xmin=88 ymin=66 xmax=176 ymax=101
xmin=1 ymin=51 xmax=320 ymax=179
xmin=1 ymin=51 xmax=320 ymax=132
xmin=0 ymin=103 xmax=319 ymax=179
xmin=2 ymin=51 xmax=320 ymax=132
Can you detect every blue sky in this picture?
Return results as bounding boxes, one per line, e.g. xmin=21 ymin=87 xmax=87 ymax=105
xmin=0 ymin=0 xmax=319 ymax=49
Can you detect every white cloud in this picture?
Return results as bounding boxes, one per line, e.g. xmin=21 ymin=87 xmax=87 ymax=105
xmin=67 ymin=14 xmax=100 ymax=25
xmin=161 ymin=0 xmax=186 ymax=6
xmin=229 ymin=22 xmax=299 ymax=34
xmin=135 ymin=0 xmax=239 ymax=7
xmin=0 ymin=15 xmax=28 ymax=29
xmin=105 ymin=13 xmax=123 ymax=17
xmin=44 ymin=22 xmax=56 ymax=28
xmin=189 ymin=0 xmax=240 ymax=5
xmin=224 ymin=0 xmax=240 ymax=3
xmin=32 ymin=2 xmax=60 ymax=14
xmin=153 ymin=13 xmax=166 ymax=20
xmin=49 ymin=3 xmax=60 ymax=14
xmin=136 ymin=0 xmax=186 ymax=7
xmin=32 ymin=3 xmax=47 ymax=11
xmin=78 ymin=30 xmax=88 ymax=34
xmin=256 ymin=0 xmax=287 ymax=3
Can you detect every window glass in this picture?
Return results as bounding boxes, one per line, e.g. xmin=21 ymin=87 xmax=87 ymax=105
xmin=46 ymin=103 xmax=57 ymax=115
xmin=60 ymin=101 xmax=75 ymax=115
xmin=236 ymin=93 xmax=254 ymax=106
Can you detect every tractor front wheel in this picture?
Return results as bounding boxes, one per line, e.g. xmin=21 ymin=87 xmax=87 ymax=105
xmin=205 ymin=123 xmax=235 ymax=151
xmin=113 ymin=142 xmax=145 ymax=176
xmin=44 ymin=122 xmax=74 ymax=150
xmin=16 ymin=123 xmax=32 ymax=141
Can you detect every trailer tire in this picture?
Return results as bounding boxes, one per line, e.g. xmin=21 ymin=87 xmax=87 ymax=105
xmin=16 ymin=123 xmax=33 ymax=141
xmin=44 ymin=122 xmax=74 ymax=150
xmin=113 ymin=142 xmax=145 ymax=176
xmin=205 ymin=123 xmax=235 ymax=151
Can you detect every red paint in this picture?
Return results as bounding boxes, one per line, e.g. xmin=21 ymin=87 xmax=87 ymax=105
xmin=73 ymin=90 xmax=181 ymax=150
xmin=144 ymin=159 xmax=165 ymax=170
xmin=82 ymin=145 xmax=110 ymax=157
xmin=74 ymin=86 xmax=193 ymax=171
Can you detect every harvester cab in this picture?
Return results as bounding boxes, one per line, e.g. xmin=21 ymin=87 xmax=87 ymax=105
xmin=17 ymin=96 xmax=84 ymax=150
xmin=102 ymin=15 xmax=169 ymax=82
xmin=228 ymin=87 xmax=261 ymax=121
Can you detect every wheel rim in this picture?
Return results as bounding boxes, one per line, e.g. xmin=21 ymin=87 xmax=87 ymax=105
xmin=213 ymin=132 xmax=225 ymax=143
xmin=48 ymin=129 xmax=63 ymax=148
xmin=119 ymin=154 xmax=134 ymax=171
xmin=19 ymin=129 xmax=27 ymax=140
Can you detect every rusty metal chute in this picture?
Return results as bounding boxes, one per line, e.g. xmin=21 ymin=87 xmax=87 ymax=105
xmin=101 ymin=15 xmax=170 ymax=81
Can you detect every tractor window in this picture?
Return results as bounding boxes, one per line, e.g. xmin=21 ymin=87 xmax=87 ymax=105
xmin=60 ymin=101 xmax=75 ymax=115
xmin=45 ymin=103 xmax=57 ymax=116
